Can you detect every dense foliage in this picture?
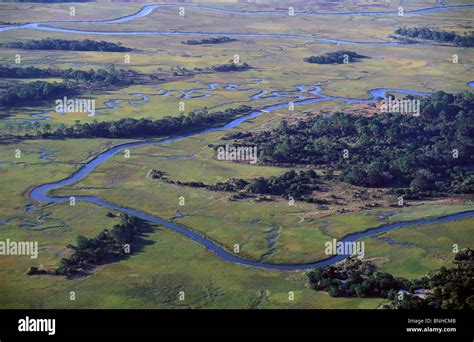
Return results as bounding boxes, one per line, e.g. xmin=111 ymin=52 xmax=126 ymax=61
xmin=0 ymin=65 xmax=135 ymax=108
xmin=0 ymin=64 xmax=135 ymax=86
xmin=308 ymin=249 xmax=474 ymax=309
xmin=171 ymin=61 xmax=251 ymax=76
xmin=236 ymin=91 xmax=474 ymax=194
xmin=3 ymin=38 xmax=131 ymax=51
xmin=394 ymin=27 xmax=474 ymax=47
xmin=304 ymin=50 xmax=369 ymax=64
xmin=308 ymin=258 xmax=409 ymax=298
xmin=0 ymin=81 xmax=73 ymax=107
xmin=211 ymin=62 xmax=251 ymax=72
xmin=208 ymin=169 xmax=320 ymax=201
xmin=28 ymin=214 xmax=143 ymax=277
xmin=159 ymin=169 xmax=321 ymax=202
xmin=39 ymin=105 xmax=253 ymax=138
xmin=181 ymin=37 xmax=237 ymax=45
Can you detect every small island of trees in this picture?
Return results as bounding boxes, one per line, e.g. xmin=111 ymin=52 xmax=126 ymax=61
xmin=150 ymin=169 xmax=322 ymax=203
xmin=392 ymin=27 xmax=474 ymax=47
xmin=28 ymin=214 xmax=145 ymax=277
xmin=304 ymin=50 xmax=369 ymax=64
xmin=211 ymin=61 xmax=251 ymax=72
xmin=171 ymin=61 xmax=251 ymax=76
xmin=181 ymin=37 xmax=237 ymax=45
xmin=3 ymin=38 xmax=132 ymax=52
xmin=12 ymin=105 xmax=253 ymax=139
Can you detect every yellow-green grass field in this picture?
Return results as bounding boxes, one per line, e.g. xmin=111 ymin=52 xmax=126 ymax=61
xmin=0 ymin=138 xmax=136 ymax=217
xmin=0 ymin=1 xmax=473 ymax=309
xmin=364 ymin=217 xmax=474 ymax=279
xmin=0 ymin=138 xmax=471 ymax=308
xmin=2 ymin=1 xmax=473 ymax=25
xmin=0 ymin=138 xmax=383 ymax=309
xmin=0 ymin=2 xmax=144 ymax=23
xmin=0 ymin=3 xmax=473 ymax=124
xmin=0 ymin=199 xmax=385 ymax=309
xmin=44 ymin=3 xmax=474 ymax=43
xmin=49 ymin=125 xmax=474 ymax=264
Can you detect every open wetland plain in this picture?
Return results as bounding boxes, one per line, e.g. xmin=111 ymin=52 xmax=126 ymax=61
xmin=0 ymin=0 xmax=473 ymax=312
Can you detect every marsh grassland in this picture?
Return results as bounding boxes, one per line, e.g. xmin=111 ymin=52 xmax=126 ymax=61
xmin=0 ymin=0 xmax=472 ymax=309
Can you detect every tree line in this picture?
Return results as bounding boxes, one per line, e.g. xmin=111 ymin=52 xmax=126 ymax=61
xmin=304 ymin=50 xmax=369 ymax=64
xmin=181 ymin=37 xmax=237 ymax=45
xmin=209 ymin=169 xmax=320 ymax=201
xmin=32 ymin=105 xmax=253 ymax=138
xmin=234 ymin=91 xmax=474 ymax=195
xmin=171 ymin=61 xmax=251 ymax=76
xmin=0 ymin=65 xmax=136 ymax=108
xmin=28 ymin=214 xmax=144 ymax=277
xmin=307 ymin=249 xmax=473 ymax=309
xmin=393 ymin=27 xmax=474 ymax=47
xmin=0 ymin=64 xmax=135 ymax=86
xmin=211 ymin=62 xmax=251 ymax=72
xmin=151 ymin=169 xmax=322 ymax=203
xmin=0 ymin=81 xmax=74 ymax=107
xmin=3 ymin=38 xmax=131 ymax=52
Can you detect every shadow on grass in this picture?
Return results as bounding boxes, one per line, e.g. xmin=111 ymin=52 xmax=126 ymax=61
xmin=66 ymin=218 xmax=157 ymax=279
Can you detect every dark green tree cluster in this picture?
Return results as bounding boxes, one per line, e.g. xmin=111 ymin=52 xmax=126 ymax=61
xmin=0 ymin=64 xmax=135 ymax=86
xmin=40 ymin=105 xmax=253 ymax=138
xmin=209 ymin=169 xmax=320 ymax=201
xmin=308 ymin=249 xmax=474 ymax=309
xmin=171 ymin=61 xmax=251 ymax=76
xmin=3 ymin=120 xmax=53 ymax=136
xmin=394 ymin=27 xmax=474 ymax=47
xmin=181 ymin=37 xmax=237 ymax=45
xmin=0 ymin=81 xmax=73 ymax=107
xmin=211 ymin=62 xmax=251 ymax=72
xmin=3 ymin=38 xmax=131 ymax=52
xmin=237 ymin=91 xmax=474 ymax=195
xmin=0 ymin=65 xmax=64 ymax=78
xmin=28 ymin=214 xmax=143 ymax=277
xmin=307 ymin=258 xmax=409 ymax=298
xmin=304 ymin=50 xmax=369 ymax=64
xmin=154 ymin=169 xmax=320 ymax=202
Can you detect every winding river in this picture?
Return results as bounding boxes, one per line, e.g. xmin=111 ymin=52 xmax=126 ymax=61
xmin=3 ymin=3 xmax=473 ymax=270
xmin=1 ymin=4 xmax=473 ymax=45
xmin=28 ymin=86 xmax=474 ymax=270
xmin=13 ymin=81 xmax=432 ymax=122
